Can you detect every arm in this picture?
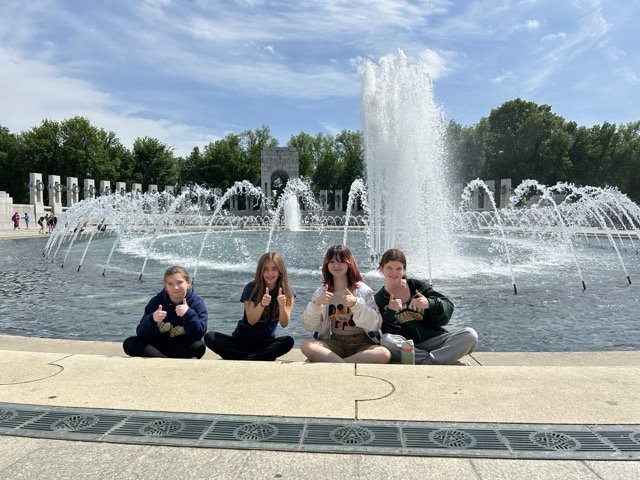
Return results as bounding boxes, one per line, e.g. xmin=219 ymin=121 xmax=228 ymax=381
xmin=277 ymin=288 xmax=294 ymax=328
xmin=415 ymin=280 xmax=454 ymax=326
xmin=301 ymin=287 xmax=326 ymax=332
xmin=136 ymin=293 xmax=163 ymax=341
xmin=180 ymin=293 xmax=208 ymax=338
xmin=349 ymin=283 xmax=383 ymax=331
xmin=374 ymin=288 xmax=403 ymax=335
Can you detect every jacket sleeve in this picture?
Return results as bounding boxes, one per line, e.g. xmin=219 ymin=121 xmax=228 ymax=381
xmin=182 ymin=292 xmax=208 ymax=339
xmin=136 ymin=294 xmax=162 ymax=340
xmin=418 ymin=281 xmax=454 ymax=327
xmin=301 ymin=287 xmax=325 ymax=332
xmin=375 ymin=289 xmax=403 ymax=335
xmin=350 ymin=283 xmax=383 ymax=332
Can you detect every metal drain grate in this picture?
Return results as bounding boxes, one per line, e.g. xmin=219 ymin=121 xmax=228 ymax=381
xmin=0 ymin=402 xmax=638 ymax=460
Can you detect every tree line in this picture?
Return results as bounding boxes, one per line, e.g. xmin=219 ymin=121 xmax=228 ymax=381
xmin=1 ymin=97 xmax=639 ymax=205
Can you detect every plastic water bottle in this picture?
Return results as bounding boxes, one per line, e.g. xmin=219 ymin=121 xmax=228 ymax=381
xmin=400 ymin=339 xmax=415 ymax=365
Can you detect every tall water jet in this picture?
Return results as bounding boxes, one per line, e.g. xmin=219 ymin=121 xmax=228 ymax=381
xmin=283 ymin=194 xmax=302 ymax=231
xmin=360 ymin=50 xmax=456 ymax=275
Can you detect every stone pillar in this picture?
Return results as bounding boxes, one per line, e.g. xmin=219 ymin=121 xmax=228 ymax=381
xmin=29 ymin=173 xmax=46 ymax=215
xmin=319 ymin=190 xmax=328 ymax=211
xmin=148 ymin=184 xmax=158 ymax=194
xmin=334 ymin=190 xmax=343 ymax=212
xmin=115 ymin=182 xmax=127 ymax=195
xmin=84 ymin=179 xmax=96 ymax=200
xmin=100 ymin=180 xmax=111 ymax=196
xmin=66 ymin=177 xmax=79 ymax=207
xmin=48 ymin=175 xmax=63 ymax=215
xmin=471 ymin=189 xmax=480 ymax=211
xmin=482 ymin=180 xmax=495 ymax=211
xmin=499 ymin=178 xmax=512 ymax=208
xmin=132 ymin=183 xmax=142 ymax=194
xmin=0 ymin=191 xmax=14 ymax=223
xmin=164 ymin=185 xmax=174 ymax=195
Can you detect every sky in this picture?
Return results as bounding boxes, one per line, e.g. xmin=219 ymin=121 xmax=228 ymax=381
xmin=1 ymin=0 xmax=638 ymax=157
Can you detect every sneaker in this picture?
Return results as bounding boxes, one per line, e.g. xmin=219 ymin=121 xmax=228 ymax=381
xmin=453 ymin=360 xmax=469 ymax=366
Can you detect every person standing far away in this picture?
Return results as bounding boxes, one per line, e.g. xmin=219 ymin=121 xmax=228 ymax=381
xmin=23 ymin=212 xmax=30 ymax=229
xmin=204 ymin=252 xmax=295 ymax=361
xmin=122 ymin=265 xmax=208 ymax=358
xmin=375 ymin=248 xmax=478 ymax=365
xmin=300 ymin=244 xmax=391 ymax=364
xmin=11 ymin=212 xmax=20 ymax=230
xmin=37 ymin=215 xmax=46 ymax=234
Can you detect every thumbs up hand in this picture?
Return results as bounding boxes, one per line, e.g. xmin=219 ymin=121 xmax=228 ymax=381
xmin=277 ymin=287 xmax=287 ymax=306
xmin=413 ymin=290 xmax=429 ymax=309
xmin=153 ymin=304 xmax=167 ymax=323
xmin=387 ymin=292 xmax=403 ymax=311
xmin=175 ymin=297 xmax=189 ymax=317
xmin=343 ymin=288 xmax=357 ymax=308
xmin=260 ymin=287 xmax=272 ymax=308
xmin=313 ymin=284 xmax=333 ymax=306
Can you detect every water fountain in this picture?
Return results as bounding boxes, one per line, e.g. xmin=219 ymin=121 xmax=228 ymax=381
xmin=2 ymin=51 xmax=639 ymax=352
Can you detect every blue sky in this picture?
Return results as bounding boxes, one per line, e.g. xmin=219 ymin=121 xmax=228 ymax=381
xmin=1 ymin=0 xmax=638 ymax=157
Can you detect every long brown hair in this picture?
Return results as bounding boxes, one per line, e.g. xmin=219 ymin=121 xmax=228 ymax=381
xmin=321 ymin=244 xmax=362 ymax=291
xmin=250 ymin=252 xmax=292 ymax=317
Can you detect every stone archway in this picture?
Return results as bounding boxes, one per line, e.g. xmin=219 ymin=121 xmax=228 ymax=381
xmin=261 ymin=147 xmax=299 ymax=199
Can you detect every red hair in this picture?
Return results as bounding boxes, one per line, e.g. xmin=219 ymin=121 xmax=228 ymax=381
xmin=321 ymin=244 xmax=362 ymax=291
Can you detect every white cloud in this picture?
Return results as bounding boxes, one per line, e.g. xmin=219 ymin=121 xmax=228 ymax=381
xmin=0 ymin=46 xmax=215 ymax=156
xmin=419 ymin=49 xmax=450 ymax=80
xmin=541 ymin=32 xmax=567 ymax=42
xmin=491 ymin=70 xmax=514 ymax=84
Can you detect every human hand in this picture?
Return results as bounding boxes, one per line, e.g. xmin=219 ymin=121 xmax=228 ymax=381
xmin=175 ymin=297 xmax=189 ymax=317
xmin=413 ymin=290 xmax=429 ymax=309
xmin=314 ymin=285 xmax=333 ymax=306
xmin=343 ymin=289 xmax=357 ymax=308
xmin=277 ymin=287 xmax=286 ymax=306
xmin=261 ymin=287 xmax=272 ymax=307
xmin=387 ymin=292 xmax=403 ymax=311
xmin=152 ymin=304 xmax=166 ymax=323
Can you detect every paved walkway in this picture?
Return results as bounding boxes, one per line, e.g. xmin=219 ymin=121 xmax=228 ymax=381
xmin=0 ymin=334 xmax=639 ymax=479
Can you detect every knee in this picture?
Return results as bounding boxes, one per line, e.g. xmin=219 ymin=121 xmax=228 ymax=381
xmin=379 ymin=346 xmax=392 ymax=363
xmin=283 ymin=336 xmax=295 ymax=349
xmin=193 ymin=341 xmax=206 ymax=359
xmin=300 ymin=339 xmax=312 ymax=355
xmin=462 ymin=327 xmax=478 ymax=350
xmin=122 ymin=336 xmax=138 ymax=356
xmin=203 ymin=331 xmax=216 ymax=347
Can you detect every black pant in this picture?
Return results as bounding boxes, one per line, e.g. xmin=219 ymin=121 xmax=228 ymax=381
xmin=123 ymin=335 xmax=206 ymax=359
xmin=204 ymin=331 xmax=294 ymax=361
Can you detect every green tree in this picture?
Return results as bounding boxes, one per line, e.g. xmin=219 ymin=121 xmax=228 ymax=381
xmin=131 ymin=137 xmax=178 ymax=188
xmin=334 ymin=130 xmax=364 ymax=205
xmin=0 ymin=125 xmax=22 ymax=202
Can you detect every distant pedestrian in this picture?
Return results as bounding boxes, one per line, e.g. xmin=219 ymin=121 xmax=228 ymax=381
xmin=47 ymin=214 xmax=57 ymax=233
xmin=11 ymin=212 xmax=20 ymax=230
xmin=23 ymin=212 xmax=30 ymax=229
xmin=37 ymin=215 xmax=46 ymax=233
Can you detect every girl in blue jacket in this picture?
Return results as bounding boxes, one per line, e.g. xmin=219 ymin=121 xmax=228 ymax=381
xmin=123 ymin=265 xmax=208 ymax=358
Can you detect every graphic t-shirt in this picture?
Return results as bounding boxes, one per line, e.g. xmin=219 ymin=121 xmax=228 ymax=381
xmin=328 ymin=299 xmax=364 ymax=336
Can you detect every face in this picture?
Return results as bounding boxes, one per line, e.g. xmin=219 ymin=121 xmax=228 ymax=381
xmin=327 ymin=256 xmax=348 ymax=278
xmin=165 ymin=273 xmax=191 ymax=303
xmin=381 ymin=261 xmax=405 ymax=284
xmin=262 ymin=260 xmax=280 ymax=289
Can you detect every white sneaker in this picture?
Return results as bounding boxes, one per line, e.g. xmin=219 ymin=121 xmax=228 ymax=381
xmin=453 ymin=360 xmax=469 ymax=366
